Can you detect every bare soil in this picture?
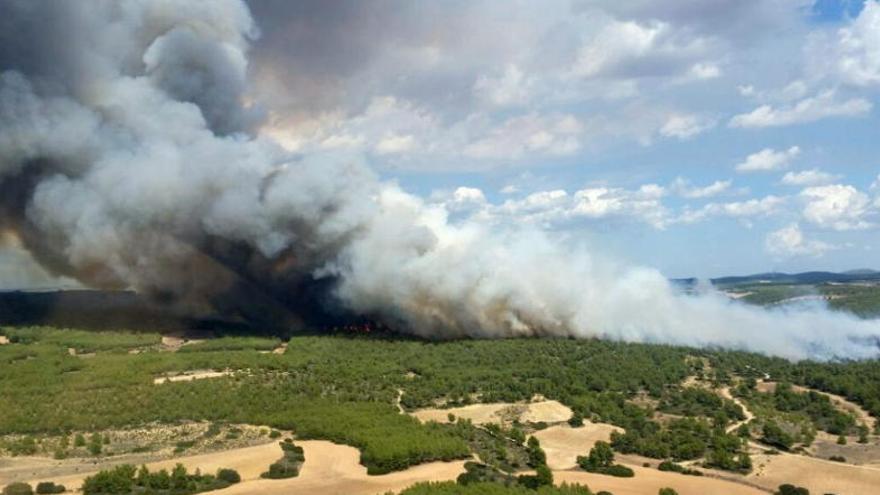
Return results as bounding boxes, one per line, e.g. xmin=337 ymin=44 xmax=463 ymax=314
xmin=411 ymin=400 xmax=572 ymax=426
xmin=153 ymin=370 xmax=234 ymax=384
xmin=531 ymin=423 xmax=622 ymax=470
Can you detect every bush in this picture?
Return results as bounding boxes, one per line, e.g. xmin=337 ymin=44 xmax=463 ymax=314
xmin=35 ymin=482 xmax=65 ymax=494
xmin=829 ymin=455 xmax=846 ymax=462
xmin=2 ymin=483 xmax=33 ymax=495
xmin=216 ymin=469 xmax=240 ymax=484
xmin=568 ymin=412 xmax=584 ymax=427
xmin=599 ymin=465 xmax=635 ymax=478
xmin=775 ymin=484 xmax=809 ymax=495
xmin=659 ymin=489 xmax=678 ymax=495
xmin=657 ymin=461 xmax=702 ymax=476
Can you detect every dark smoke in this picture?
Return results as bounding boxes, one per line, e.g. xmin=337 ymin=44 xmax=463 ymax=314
xmin=2 ymin=0 xmax=880 ymax=359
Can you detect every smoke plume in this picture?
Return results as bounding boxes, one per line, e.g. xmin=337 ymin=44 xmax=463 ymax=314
xmin=1 ymin=0 xmax=879 ymax=360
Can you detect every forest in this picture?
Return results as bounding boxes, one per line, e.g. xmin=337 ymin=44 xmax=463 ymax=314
xmin=2 ymin=325 xmax=880 ymax=477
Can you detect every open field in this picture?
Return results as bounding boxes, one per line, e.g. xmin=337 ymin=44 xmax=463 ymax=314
xmin=532 ymin=424 xmax=622 ymax=470
xmin=412 ymin=400 xmax=572 ymax=426
xmin=4 ymin=326 xmax=880 ymax=494
xmin=746 ymin=451 xmax=880 ymax=494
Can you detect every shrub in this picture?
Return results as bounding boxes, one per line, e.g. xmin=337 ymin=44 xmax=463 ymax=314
xmin=600 ymin=465 xmax=634 ymax=477
xmin=829 ymin=455 xmax=846 ymax=462
xmin=35 ymin=482 xmax=65 ymax=494
xmin=775 ymin=484 xmax=809 ymax=495
xmin=2 ymin=483 xmax=33 ymax=495
xmin=216 ymin=469 xmax=240 ymax=484
xmin=568 ymin=411 xmax=584 ymax=427
xmin=659 ymin=489 xmax=678 ymax=495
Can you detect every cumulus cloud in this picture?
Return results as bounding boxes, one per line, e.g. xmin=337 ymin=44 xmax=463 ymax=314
xmin=729 ymin=90 xmax=872 ymax=128
xmin=464 ymin=114 xmax=583 ymax=160
xmin=809 ymin=1 xmax=880 ymax=87
xmin=780 ymin=169 xmax=841 ymax=186
xmin=765 ymin=223 xmax=835 ymax=257
xmin=571 ymin=18 xmax=716 ymax=81
xmin=3 ymin=0 xmax=880 ymax=361
xmin=678 ymin=196 xmax=785 ymax=224
xmin=670 ymin=177 xmax=731 ymax=199
xmin=735 ymin=146 xmax=800 ymax=173
xmin=659 ymin=113 xmax=715 ymax=139
xmin=801 ymin=184 xmax=874 ymax=231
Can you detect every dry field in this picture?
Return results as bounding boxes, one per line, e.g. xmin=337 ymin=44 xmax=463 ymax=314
xmin=555 ymin=466 xmax=766 ymax=495
xmin=4 ymin=440 xmax=468 ymax=495
xmin=411 ymin=400 xmax=572 ymax=425
xmin=531 ymin=424 xmax=623 ymax=470
xmin=747 ymin=451 xmax=880 ymax=495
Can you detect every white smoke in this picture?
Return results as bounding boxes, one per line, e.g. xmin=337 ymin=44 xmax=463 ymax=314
xmin=1 ymin=0 xmax=879 ymax=360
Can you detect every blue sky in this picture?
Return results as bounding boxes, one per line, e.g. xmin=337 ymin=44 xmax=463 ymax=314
xmin=244 ymin=0 xmax=880 ymax=278
xmin=2 ymin=0 xmax=878 ymax=287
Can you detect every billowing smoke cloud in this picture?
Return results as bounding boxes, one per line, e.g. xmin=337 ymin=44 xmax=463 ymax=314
xmin=1 ymin=0 xmax=879 ymax=360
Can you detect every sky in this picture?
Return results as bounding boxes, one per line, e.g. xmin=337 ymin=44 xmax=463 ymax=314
xmin=239 ymin=0 xmax=880 ymax=278
xmin=2 ymin=0 xmax=879 ymax=287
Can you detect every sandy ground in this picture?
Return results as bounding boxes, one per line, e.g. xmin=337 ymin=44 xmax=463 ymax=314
xmin=555 ymin=466 xmax=766 ymax=495
xmin=153 ymin=370 xmax=233 ymax=384
xmin=411 ymin=400 xmax=572 ymax=425
xmin=0 ymin=335 xmax=8 ymax=345
xmin=5 ymin=442 xmax=283 ymax=491
xmin=212 ymin=441 xmax=467 ymax=495
xmin=747 ymin=451 xmax=880 ymax=495
xmin=5 ymin=440 xmax=467 ymax=495
xmin=531 ymin=424 xmax=623 ymax=470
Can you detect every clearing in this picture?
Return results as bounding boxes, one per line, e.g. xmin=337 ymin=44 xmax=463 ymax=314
xmin=153 ymin=369 xmax=235 ymax=384
xmin=411 ymin=400 xmax=572 ymax=426
xmin=531 ymin=423 xmax=622 ymax=470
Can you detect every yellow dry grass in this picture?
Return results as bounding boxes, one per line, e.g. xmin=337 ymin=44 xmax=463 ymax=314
xmin=747 ymin=451 xmax=880 ymax=495
xmin=556 ymin=468 xmax=766 ymax=495
xmin=531 ymin=424 xmax=623 ymax=470
xmin=411 ymin=400 xmax=572 ymax=426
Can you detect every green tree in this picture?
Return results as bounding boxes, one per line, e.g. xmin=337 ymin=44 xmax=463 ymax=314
xmin=587 ymin=441 xmax=614 ymax=469
xmin=2 ymin=483 xmax=33 ymax=495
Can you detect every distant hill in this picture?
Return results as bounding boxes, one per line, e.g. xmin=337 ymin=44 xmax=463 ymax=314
xmin=673 ymin=270 xmax=880 ymax=288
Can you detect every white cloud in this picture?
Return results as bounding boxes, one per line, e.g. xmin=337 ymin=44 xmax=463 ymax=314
xmin=473 ymin=64 xmax=533 ymax=107
xmin=375 ymin=133 xmax=416 ymax=154
xmin=452 ymin=186 xmax=487 ymax=204
xmin=490 ymin=184 xmax=669 ymax=228
xmin=801 ymin=184 xmax=873 ymax=231
xmin=729 ymin=90 xmax=872 ymax=128
xmin=814 ymin=1 xmax=880 ymax=87
xmin=464 ymin=113 xmax=582 ymax=159
xmin=571 ymin=19 xmax=714 ymax=81
xmin=670 ymin=177 xmax=731 ymax=199
xmin=765 ymin=223 xmax=835 ymax=257
xmin=735 ymin=146 xmax=800 ymax=173
xmin=688 ymin=63 xmax=721 ymax=80
xmin=780 ymin=168 xmax=841 ymax=187
xmin=659 ymin=113 xmax=714 ymax=139
xmin=871 ymin=174 xmax=880 ymax=191
xmin=678 ymin=195 xmax=785 ymax=224
xmin=500 ymin=184 xmax=519 ymax=195
xmin=570 ymin=185 xmax=669 ymax=228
